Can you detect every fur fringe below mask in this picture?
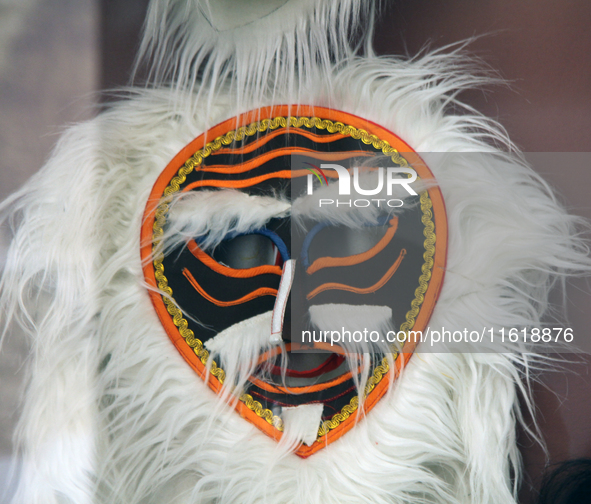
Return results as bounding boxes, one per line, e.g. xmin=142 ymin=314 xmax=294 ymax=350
xmin=1 ymin=1 xmax=590 ymax=503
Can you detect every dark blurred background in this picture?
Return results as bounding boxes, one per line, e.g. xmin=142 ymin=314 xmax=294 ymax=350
xmin=0 ymin=1 xmax=589 ymax=502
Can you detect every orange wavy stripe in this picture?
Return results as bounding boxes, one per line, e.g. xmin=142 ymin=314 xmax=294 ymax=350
xmin=182 ymin=171 xmax=291 ymax=191
xmin=306 ymin=217 xmax=399 ymax=275
xmin=182 ymin=268 xmax=277 ymax=307
xmin=187 ymin=240 xmax=282 ymax=278
xmin=181 ymin=170 xmax=301 ymax=192
xmin=201 ymin=148 xmax=373 ymax=175
xmin=180 ymin=166 xmax=354 ymax=192
xmin=306 ymin=248 xmax=407 ymax=300
xmin=214 ymin=129 xmax=347 ymax=156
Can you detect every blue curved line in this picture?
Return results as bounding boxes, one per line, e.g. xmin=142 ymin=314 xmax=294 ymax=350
xmin=301 ymin=222 xmax=330 ymax=269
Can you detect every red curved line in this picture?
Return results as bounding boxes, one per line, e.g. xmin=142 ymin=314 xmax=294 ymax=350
xmin=304 ymin=162 xmax=329 ymax=186
xmin=306 ymin=168 xmax=324 ymax=185
xmin=268 ymin=354 xmax=345 ymax=378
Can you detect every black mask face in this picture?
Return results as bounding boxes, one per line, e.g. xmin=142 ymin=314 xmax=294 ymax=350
xmin=141 ymin=106 xmax=447 ymax=457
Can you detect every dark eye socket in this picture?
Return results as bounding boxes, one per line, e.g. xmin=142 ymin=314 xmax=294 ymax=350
xmin=212 ymin=234 xmax=280 ymax=269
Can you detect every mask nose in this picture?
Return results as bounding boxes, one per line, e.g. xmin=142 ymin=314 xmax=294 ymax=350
xmin=270 ymin=259 xmax=296 ymax=342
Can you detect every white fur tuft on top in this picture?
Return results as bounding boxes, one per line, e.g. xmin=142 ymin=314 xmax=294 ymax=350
xmin=135 ymin=0 xmax=368 ymax=115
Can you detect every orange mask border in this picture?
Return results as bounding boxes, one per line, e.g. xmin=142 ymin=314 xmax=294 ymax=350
xmin=140 ymin=105 xmax=448 ymax=458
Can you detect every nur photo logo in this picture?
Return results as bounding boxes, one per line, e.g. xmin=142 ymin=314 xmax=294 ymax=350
xmin=305 ymin=163 xmax=418 ymax=208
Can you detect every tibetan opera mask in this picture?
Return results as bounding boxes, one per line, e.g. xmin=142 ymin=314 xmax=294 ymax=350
xmin=141 ymin=106 xmax=447 ymax=457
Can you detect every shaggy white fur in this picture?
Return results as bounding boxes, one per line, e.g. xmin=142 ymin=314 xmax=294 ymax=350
xmin=205 ymin=311 xmax=274 ymax=355
xmin=135 ymin=0 xmax=368 ymax=113
xmin=1 ymin=1 xmax=590 ymax=503
xmin=281 ymin=403 xmax=325 ymax=447
xmin=163 ymin=191 xmax=290 ymax=255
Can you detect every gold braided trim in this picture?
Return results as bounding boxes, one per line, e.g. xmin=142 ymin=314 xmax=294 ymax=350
xmin=316 ymin=353 xmax=394 ymax=439
xmin=240 ymin=393 xmax=284 ymax=431
xmin=398 ymin=191 xmax=435 ymax=333
xmin=315 ymin=190 xmax=435 ymax=440
xmin=151 ymin=115 xmax=433 ymax=436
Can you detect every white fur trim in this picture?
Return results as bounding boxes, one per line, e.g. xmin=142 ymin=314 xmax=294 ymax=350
xmin=205 ymin=310 xmax=273 ymax=354
xmin=163 ymin=190 xmax=290 ymax=254
xmin=205 ymin=310 xmax=283 ymax=404
xmin=136 ymin=0 xmax=368 ymax=116
xmin=281 ymin=403 xmax=324 ymax=447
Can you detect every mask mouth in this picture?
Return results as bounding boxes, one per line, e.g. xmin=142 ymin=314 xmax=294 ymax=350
xmin=254 ymin=344 xmax=351 ymax=390
xmin=268 ymin=352 xmax=345 ymax=379
xmin=249 ymin=342 xmax=367 ymax=403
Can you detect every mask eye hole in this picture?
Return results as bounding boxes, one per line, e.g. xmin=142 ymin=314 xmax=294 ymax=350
xmin=211 ymin=230 xmax=288 ymax=270
xmin=212 ymin=234 xmax=278 ymax=269
xmin=302 ymin=216 xmax=392 ymax=269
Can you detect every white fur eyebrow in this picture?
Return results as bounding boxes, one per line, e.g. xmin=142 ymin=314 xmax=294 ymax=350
xmin=162 ymin=190 xmax=290 ymax=252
